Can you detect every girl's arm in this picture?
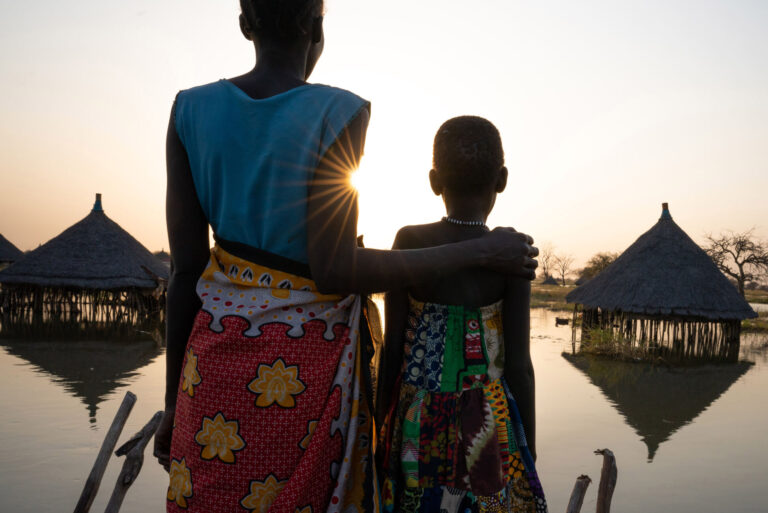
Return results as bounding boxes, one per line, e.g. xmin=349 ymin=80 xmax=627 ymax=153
xmin=502 ymin=276 xmax=536 ymax=461
xmin=306 ymin=109 xmax=538 ymax=296
xmin=155 ymin=105 xmax=210 ymax=470
xmin=375 ymin=229 xmax=411 ymax=426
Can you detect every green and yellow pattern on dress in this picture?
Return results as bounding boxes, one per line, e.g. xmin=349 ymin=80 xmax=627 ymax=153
xmin=401 ymin=389 xmax=425 ymax=487
xmin=381 ymin=297 xmax=548 ymax=513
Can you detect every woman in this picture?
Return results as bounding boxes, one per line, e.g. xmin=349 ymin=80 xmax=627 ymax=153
xmin=154 ymin=1 xmax=538 ymax=512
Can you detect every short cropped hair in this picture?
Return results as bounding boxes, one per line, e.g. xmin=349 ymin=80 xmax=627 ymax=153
xmin=240 ymin=0 xmax=323 ymax=41
xmin=433 ymin=116 xmax=504 ymax=190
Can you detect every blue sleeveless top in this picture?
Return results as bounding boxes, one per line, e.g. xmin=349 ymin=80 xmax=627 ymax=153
xmin=174 ymin=80 xmax=369 ymax=264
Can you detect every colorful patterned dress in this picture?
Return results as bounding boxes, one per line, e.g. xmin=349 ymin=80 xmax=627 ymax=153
xmin=167 ymin=246 xmax=379 ymax=512
xmin=379 ymin=297 xmax=547 ymax=513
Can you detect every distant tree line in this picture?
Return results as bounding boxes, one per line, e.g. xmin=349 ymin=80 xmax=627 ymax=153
xmin=539 ymin=230 xmax=768 ymax=298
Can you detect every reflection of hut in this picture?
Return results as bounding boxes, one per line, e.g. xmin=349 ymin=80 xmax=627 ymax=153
xmin=0 ymin=194 xmax=168 ymax=329
xmin=566 ymin=203 xmax=756 ymax=362
xmin=542 ymin=275 xmax=559 ymax=286
xmin=0 ymin=234 xmax=24 ymax=270
xmin=0 ymin=338 xmax=161 ymax=422
xmin=563 ymin=353 xmax=751 ymax=460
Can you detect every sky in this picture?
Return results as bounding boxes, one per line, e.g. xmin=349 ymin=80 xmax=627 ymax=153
xmin=1 ymin=0 xmax=767 ymax=266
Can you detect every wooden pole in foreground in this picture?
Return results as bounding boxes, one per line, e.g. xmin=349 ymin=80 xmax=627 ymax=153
xmin=565 ymin=475 xmax=592 ymax=513
xmin=595 ymin=448 xmax=617 ymax=513
xmin=74 ymin=391 xmax=136 ymax=513
xmin=104 ymin=411 xmax=164 ymax=513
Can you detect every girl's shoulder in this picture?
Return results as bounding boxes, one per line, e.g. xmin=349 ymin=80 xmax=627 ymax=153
xmin=392 ymin=223 xmax=442 ymax=250
xmin=393 ymin=222 xmax=487 ymax=250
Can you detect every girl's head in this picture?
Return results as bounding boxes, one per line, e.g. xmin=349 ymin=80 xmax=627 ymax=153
xmin=430 ymin=116 xmax=508 ymax=216
xmin=239 ymin=0 xmax=325 ymax=77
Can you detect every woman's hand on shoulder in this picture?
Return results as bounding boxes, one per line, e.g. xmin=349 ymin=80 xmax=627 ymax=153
xmin=481 ymin=227 xmax=539 ymax=279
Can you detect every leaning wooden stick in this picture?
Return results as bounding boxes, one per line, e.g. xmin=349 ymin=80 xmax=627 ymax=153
xmin=104 ymin=411 xmax=164 ymax=513
xmin=595 ymin=448 xmax=617 ymax=513
xmin=74 ymin=391 xmax=137 ymax=513
xmin=565 ymin=474 xmax=592 ymax=513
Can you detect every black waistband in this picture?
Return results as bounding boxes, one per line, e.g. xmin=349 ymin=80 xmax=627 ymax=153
xmin=214 ymin=235 xmax=313 ymax=280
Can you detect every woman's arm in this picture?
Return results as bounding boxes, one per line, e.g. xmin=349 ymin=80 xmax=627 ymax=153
xmin=164 ymin=104 xmax=210 ymax=410
xmin=502 ymin=276 xmax=536 ymax=460
xmin=155 ymin=104 xmax=210 ymax=470
xmin=306 ymin=109 xmax=538 ymax=295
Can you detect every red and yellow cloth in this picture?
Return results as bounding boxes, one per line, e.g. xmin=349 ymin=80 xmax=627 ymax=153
xmin=168 ymin=246 xmax=379 ymax=512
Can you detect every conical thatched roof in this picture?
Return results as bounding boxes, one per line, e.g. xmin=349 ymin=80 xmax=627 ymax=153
xmin=563 ymin=354 xmax=752 ymax=460
xmin=566 ymin=204 xmax=756 ymax=321
xmin=542 ymin=275 xmax=559 ymax=286
xmin=0 ymin=194 xmax=168 ymax=289
xmin=0 ymin=234 xmax=23 ymax=263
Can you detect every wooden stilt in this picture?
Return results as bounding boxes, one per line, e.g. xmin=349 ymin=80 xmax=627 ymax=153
xmin=104 ymin=411 xmax=164 ymax=513
xmin=565 ymin=475 xmax=592 ymax=513
xmin=73 ymin=392 xmax=136 ymax=513
xmin=595 ymin=448 xmax=617 ymax=513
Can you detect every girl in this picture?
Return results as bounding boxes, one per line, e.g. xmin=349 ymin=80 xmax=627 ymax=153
xmin=377 ymin=117 xmax=548 ymax=513
xmin=154 ymin=2 xmax=539 ymax=511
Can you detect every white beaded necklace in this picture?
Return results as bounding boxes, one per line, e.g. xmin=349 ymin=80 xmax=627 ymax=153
xmin=442 ymin=216 xmax=488 ymax=228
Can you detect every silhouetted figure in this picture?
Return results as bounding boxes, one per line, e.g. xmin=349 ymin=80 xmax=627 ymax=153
xmin=377 ymin=117 xmax=548 ymax=512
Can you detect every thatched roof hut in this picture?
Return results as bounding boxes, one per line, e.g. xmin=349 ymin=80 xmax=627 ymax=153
xmin=542 ymin=275 xmax=559 ymax=286
xmin=0 ymin=194 xmax=167 ymax=289
xmin=567 ymin=203 xmax=756 ymax=361
xmin=0 ymin=234 xmax=23 ymax=265
xmin=0 ymin=194 xmax=167 ymax=328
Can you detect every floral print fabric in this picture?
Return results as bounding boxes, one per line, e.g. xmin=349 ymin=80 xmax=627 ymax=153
xmin=168 ymin=246 xmax=379 ymax=513
xmin=380 ymin=297 xmax=548 ymax=513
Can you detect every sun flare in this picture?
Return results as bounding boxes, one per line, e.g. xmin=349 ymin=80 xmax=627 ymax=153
xmin=349 ymin=167 xmax=364 ymax=193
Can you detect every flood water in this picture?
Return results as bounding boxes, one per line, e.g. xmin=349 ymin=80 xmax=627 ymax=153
xmin=1 ymin=309 xmax=766 ymax=512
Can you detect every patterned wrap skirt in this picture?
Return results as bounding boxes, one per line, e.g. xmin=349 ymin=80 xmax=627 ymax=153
xmin=379 ymin=298 xmax=548 ymax=513
xmin=167 ymin=246 xmax=380 ymax=513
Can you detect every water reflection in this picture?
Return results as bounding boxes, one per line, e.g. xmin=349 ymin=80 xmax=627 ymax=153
xmin=0 ymin=338 xmax=162 ymax=423
xmin=740 ymin=332 xmax=768 ymax=364
xmin=562 ymin=353 xmax=753 ymax=461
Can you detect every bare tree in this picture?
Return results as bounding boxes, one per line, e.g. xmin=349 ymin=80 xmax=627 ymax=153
xmin=704 ymin=229 xmax=768 ymax=297
xmin=553 ymin=254 xmax=575 ymax=286
xmin=539 ymin=242 xmax=555 ymax=280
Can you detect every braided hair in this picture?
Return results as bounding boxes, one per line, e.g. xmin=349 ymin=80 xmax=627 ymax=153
xmin=433 ymin=116 xmax=505 ymax=191
xmin=239 ymin=0 xmax=324 ymax=41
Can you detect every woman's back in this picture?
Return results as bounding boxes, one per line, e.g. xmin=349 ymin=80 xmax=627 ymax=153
xmin=175 ymin=80 xmax=367 ymax=263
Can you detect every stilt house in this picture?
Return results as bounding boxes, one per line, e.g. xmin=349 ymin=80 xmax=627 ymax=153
xmin=566 ymin=203 xmax=756 ymax=362
xmin=0 ymin=194 xmax=168 ymax=329
xmin=542 ymin=275 xmax=559 ymax=286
